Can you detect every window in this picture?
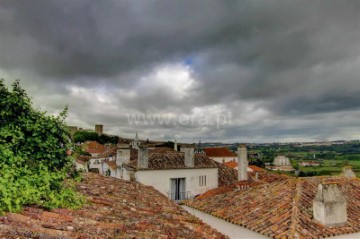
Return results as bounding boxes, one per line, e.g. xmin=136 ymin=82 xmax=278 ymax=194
xmin=199 ymin=175 xmax=207 ymax=187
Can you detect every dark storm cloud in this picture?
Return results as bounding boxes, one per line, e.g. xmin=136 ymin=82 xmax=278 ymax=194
xmin=0 ymin=0 xmax=359 ymax=142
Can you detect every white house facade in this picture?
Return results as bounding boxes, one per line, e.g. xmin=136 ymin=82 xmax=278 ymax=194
xmin=120 ymin=146 xmax=219 ymax=201
xmin=204 ymin=147 xmax=237 ymax=163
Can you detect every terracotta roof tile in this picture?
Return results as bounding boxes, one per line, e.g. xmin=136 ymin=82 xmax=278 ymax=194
xmin=224 ymin=161 xmax=237 ymax=168
xmin=125 ymin=150 xmax=218 ymax=170
xmin=0 ymin=173 xmax=227 ymax=239
xmin=185 ymin=176 xmax=360 ymax=239
xmin=204 ymin=147 xmax=237 ymax=157
xmin=83 ymin=141 xmax=106 ymax=155
xmin=248 ymin=165 xmax=264 ymax=172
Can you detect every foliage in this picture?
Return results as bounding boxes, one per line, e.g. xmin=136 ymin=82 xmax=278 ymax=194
xmin=0 ymin=80 xmax=84 ymax=213
xmin=73 ymin=130 xmax=119 ymax=144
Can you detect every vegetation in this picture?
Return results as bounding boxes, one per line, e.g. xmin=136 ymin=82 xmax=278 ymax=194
xmin=247 ymin=142 xmax=360 ymax=177
xmin=73 ymin=130 xmax=119 ymax=144
xmin=0 ymin=80 xmax=84 ymax=213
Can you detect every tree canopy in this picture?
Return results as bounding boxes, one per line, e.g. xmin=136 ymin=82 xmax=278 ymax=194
xmin=73 ymin=130 xmax=119 ymax=145
xmin=0 ymin=80 xmax=83 ymax=213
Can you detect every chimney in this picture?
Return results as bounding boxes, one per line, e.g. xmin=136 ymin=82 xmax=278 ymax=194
xmin=255 ymin=172 xmax=259 ymax=182
xmin=174 ymin=139 xmax=178 ymax=151
xmin=237 ymin=144 xmax=248 ymax=181
xmin=138 ymin=146 xmax=149 ymax=169
xmin=341 ymin=166 xmax=356 ymax=179
xmin=181 ymin=146 xmax=194 ymax=168
xmin=116 ymin=144 xmax=130 ymax=165
xmin=313 ymin=183 xmax=347 ymax=226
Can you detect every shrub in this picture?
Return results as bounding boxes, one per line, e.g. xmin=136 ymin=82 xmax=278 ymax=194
xmin=0 ymin=80 xmax=84 ymax=213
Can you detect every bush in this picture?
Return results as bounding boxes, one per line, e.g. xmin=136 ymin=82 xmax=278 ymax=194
xmin=0 ymin=80 xmax=84 ymax=213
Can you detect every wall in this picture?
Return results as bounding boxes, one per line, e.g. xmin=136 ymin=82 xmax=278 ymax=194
xmin=209 ymin=156 xmax=237 ymax=163
xmin=89 ymin=158 xmax=102 ymax=174
xmin=135 ymin=168 xmax=218 ymax=199
xmin=75 ymin=162 xmax=88 ymax=172
xmin=182 ymin=206 xmax=269 ymax=239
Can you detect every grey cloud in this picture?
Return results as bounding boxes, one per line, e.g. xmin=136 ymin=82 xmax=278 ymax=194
xmin=0 ymin=0 xmax=359 ymax=142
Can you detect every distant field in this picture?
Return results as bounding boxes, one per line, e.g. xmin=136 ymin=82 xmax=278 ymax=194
xmin=294 ymin=159 xmax=360 ymax=177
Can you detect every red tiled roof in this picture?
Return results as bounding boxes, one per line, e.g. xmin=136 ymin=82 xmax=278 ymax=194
xmin=248 ymin=165 xmax=264 ymax=172
xmin=126 ymin=149 xmax=218 ymax=170
xmin=204 ymin=147 xmax=237 ymax=157
xmin=0 ymin=173 xmax=227 ymax=238
xmin=83 ymin=141 xmax=106 ymax=154
xmin=185 ymin=176 xmax=360 ymax=239
xmin=98 ymin=145 xmax=117 ymax=158
xmin=197 ymin=171 xmax=288 ymax=199
xmin=224 ymin=161 xmax=237 ymax=168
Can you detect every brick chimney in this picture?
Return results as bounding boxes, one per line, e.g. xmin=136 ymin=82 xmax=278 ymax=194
xmin=138 ymin=146 xmax=149 ymax=169
xmin=313 ymin=183 xmax=347 ymax=226
xmin=181 ymin=146 xmax=194 ymax=168
xmin=237 ymin=144 xmax=248 ymax=181
xmin=116 ymin=144 xmax=130 ymax=165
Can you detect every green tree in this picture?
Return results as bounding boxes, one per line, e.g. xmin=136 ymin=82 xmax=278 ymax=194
xmin=0 ymin=80 xmax=83 ymax=213
xmin=73 ymin=130 xmax=99 ymax=143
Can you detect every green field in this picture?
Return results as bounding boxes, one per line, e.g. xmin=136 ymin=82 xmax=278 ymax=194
xmin=294 ymin=159 xmax=360 ymax=177
xmin=247 ymin=141 xmax=360 ymax=177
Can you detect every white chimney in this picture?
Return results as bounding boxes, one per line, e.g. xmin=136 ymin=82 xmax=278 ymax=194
xmin=116 ymin=144 xmax=130 ymax=166
xmin=138 ymin=146 xmax=149 ymax=169
xmin=237 ymin=144 xmax=248 ymax=181
xmin=341 ymin=166 xmax=356 ymax=179
xmin=313 ymin=183 xmax=347 ymax=226
xmin=181 ymin=147 xmax=194 ymax=167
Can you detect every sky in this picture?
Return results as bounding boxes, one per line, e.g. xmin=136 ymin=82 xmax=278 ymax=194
xmin=0 ymin=0 xmax=359 ymax=143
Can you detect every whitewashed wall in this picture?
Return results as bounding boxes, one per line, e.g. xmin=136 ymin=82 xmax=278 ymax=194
xmin=209 ymin=156 xmax=237 ymax=163
xmin=75 ymin=162 xmax=88 ymax=172
xmin=89 ymin=158 xmax=103 ymax=174
xmin=134 ymin=168 xmax=218 ymax=199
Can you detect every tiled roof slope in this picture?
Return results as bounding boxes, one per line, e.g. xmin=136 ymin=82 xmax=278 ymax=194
xmin=0 ymin=173 xmax=227 ymax=239
xmin=185 ymin=176 xmax=360 ymax=239
xmin=83 ymin=141 xmax=106 ymax=155
xmin=216 ymin=162 xmax=239 ymax=186
xmin=204 ymin=147 xmax=236 ymax=157
xmin=98 ymin=145 xmax=117 ymax=158
xmin=126 ymin=150 xmax=218 ymax=170
xmin=223 ymin=161 xmax=237 ymax=168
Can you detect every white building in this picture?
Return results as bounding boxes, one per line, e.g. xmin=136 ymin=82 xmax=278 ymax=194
xmin=75 ymin=159 xmax=88 ymax=172
xmin=101 ymin=160 xmax=118 ymax=178
xmin=118 ymin=146 xmax=219 ymax=201
xmin=204 ymin=147 xmax=237 ymax=163
xmin=273 ymin=155 xmax=291 ymax=166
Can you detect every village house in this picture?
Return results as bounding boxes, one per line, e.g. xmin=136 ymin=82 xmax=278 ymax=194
xmin=82 ymin=141 xmax=106 ymax=157
xmin=184 ymin=167 xmax=360 ymax=239
xmin=266 ymin=155 xmax=294 ymax=171
xmin=273 ymin=155 xmax=291 ymax=166
xmin=119 ymin=145 xmax=219 ymax=201
xmin=74 ymin=158 xmax=88 ymax=172
xmin=204 ymin=147 xmax=237 ymax=163
xmin=300 ymin=161 xmax=321 ymax=167
xmin=86 ymin=144 xmax=117 ymax=174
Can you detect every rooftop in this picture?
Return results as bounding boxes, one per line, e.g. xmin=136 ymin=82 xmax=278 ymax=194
xmin=0 ymin=173 xmax=227 ymax=238
xmin=185 ymin=176 xmax=360 ymax=239
xmin=204 ymin=147 xmax=237 ymax=158
xmin=125 ymin=148 xmax=218 ymax=170
xmin=83 ymin=141 xmax=106 ymax=155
